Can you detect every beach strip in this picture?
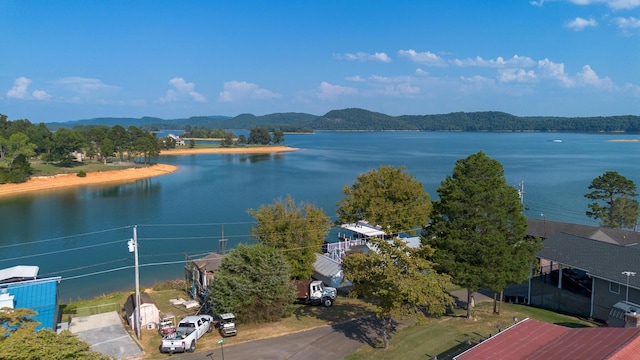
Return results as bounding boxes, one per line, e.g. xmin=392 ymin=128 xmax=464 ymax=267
xmin=0 ymin=146 xmax=299 ymax=198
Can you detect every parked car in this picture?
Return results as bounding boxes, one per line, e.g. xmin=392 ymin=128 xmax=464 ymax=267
xmin=213 ymin=313 xmax=238 ymax=337
xmin=159 ymin=315 xmax=213 ymax=353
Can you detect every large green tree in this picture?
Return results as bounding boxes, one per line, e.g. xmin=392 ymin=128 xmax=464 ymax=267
xmin=584 ymin=171 xmax=639 ymax=229
xmin=342 ymin=238 xmax=453 ymax=349
xmin=248 ymin=195 xmax=331 ymax=279
xmin=423 ymin=151 xmax=536 ymax=318
xmin=0 ymin=308 xmax=108 ymax=359
xmin=336 ymin=165 xmax=432 ymax=235
xmin=248 ymin=127 xmax=271 ymax=145
xmin=208 ymin=243 xmax=296 ymax=323
xmin=3 ymin=133 xmax=37 ymax=165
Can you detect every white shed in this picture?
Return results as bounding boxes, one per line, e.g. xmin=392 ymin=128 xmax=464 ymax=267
xmin=124 ymin=292 xmax=160 ymax=331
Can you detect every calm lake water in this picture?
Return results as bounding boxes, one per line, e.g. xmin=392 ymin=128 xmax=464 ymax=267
xmin=1 ymin=131 xmax=639 ymax=301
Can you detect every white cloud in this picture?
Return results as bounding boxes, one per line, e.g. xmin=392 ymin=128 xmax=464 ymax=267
xmin=569 ymin=0 xmax=640 ymax=10
xmin=564 ymin=17 xmax=598 ymax=30
xmin=398 ymin=49 xmax=446 ymax=66
xmin=316 ymin=82 xmax=357 ymax=100
xmin=32 ymin=89 xmax=51 ymax=100
xmin=613 ymin=16 xmax=640 ymax=29
xmin=498 ymin=68 xmax=537 ymax=83
xmin=7 ymin=77 xmax=31 ymax=99
xmin=346 ymin=75 xmax=365 ymax=82
xmin=7 ymin=77 xmax=51 ymax=101
xmin=537 ymin=59 xmax=574 ymax=86
xmin=459 ymin=75 xmax=497 ymax=94
xmin=577 ymin=65 xmax=614 ymax=89
xmin=365 ymin=75 xmax=421 ymax=96
xmin=415 ymin=68 xmax=428 ymax=76
xmin=217 ymin=81 xmax=280 ymax=103
xmin=334 ymin=52 xmax=391 ymax=62
xmin=160 ymin=77 xmax=207 ymax=103
xmin=57 ymin=77 xmax=117 ymax=94
xmin=450 ymin=55 xmax=535 ymax=68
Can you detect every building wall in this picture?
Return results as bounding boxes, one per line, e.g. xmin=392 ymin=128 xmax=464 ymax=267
xmin=593 ymin=278 xmax=640 ymax=321
xmin=5 ymin=278 xmax=60 ymax=330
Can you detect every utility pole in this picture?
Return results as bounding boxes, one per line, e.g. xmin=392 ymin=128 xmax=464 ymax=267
xmin=128 ymin=225 xmax=141 ymax=340
xmin=219 ymin=224 xmax=227 ymax=255
xmin=519 ymin=181 xmax=525 ymax=205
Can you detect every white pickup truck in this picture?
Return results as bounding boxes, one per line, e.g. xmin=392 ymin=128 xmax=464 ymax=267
xmin=159 ymin=315 xmax=213 ymax=354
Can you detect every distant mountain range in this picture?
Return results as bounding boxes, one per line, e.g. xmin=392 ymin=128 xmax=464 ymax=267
xmin=47 ymin=108 xmax=640 ymax=133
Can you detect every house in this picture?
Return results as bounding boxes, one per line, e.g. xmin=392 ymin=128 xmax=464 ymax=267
xmin=454 ymin=318 xmax=640 ymax=359
xmin=313 ymin=253 xmax=349 ymax=289
xmin=527 ymin=218 xmax=640 ymax=245
xmin=167 ymin=134 xmax=185 ymax=146
xmin=185 ymin=252 xmax=224 ymax=303
xmin=0 ymin=265 xmax=61 ymax=330
xmin=124 ymin=292 xmax=160 ymax=331
xmin=529 ymin=232 xmax=640 ymax=322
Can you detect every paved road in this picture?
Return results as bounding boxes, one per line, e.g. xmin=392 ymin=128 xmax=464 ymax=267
xmin=173 ymin=317 xmax=384 ymax=360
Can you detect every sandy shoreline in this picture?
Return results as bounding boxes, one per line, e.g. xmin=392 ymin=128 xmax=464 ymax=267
xmin=159 ymin=145 xmax=299 ymax=155
xmin=0 ymin=146 xmax=299 ymax=198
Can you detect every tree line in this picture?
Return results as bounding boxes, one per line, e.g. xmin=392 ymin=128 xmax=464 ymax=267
xmin=47 ymin=108 xmax=640 ymax=134
xmin=0 ymin=114 xmax=285 ymax=184
xmin=0 ymin=114 xmax=166 ymax=183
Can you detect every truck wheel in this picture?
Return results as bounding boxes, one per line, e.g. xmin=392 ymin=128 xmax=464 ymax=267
xmin=322 ymin=298 xmax=333 ymax=307
xmin=187 ymin=341 xmax=196 ymax=353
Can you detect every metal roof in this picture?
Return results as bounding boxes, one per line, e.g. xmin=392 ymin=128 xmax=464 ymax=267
xmin=0 ymin=265 xmax=39 ymax=283
xmin=314 ymin=253 xmax=342 ymax=277
xmin=455 ymin=318 xmax=571 ymax=360
xmin=527 ymin=218 xmax=640 ymax=246
xmin=455 ymin=318 xmax=640 ymax=360
xmin=340 ymin=222 xmax=386 ymax=237
xmin=191 ymin=252 xmax=224 ymax=271
xmin=537 ymin=232 xmax=640 ymax=289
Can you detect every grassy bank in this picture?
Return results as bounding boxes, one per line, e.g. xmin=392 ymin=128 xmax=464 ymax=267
xmin=345 ymin=302 xmax=596 ymax=360
xmin=61 ymin=286 xmax=595 ymax=359
xmin=30 ymin=161 xmax=140 ymax=177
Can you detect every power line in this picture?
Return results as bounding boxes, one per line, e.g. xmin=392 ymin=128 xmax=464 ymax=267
xmin=0 ymin=225 xmax=131 ymax=249
xmin=0 ymin=238 xmax=129 ymax=263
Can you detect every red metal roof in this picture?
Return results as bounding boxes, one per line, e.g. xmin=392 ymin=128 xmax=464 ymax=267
xmin=529 ymin=327 xmax=640 ymax=359
xmin=455 ymin=318 xmax=640 ymax=360
xmin=455 ymin=318 xmax=571 ymax=360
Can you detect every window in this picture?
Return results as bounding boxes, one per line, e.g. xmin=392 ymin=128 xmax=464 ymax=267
xmin=610 ymin=281 xmax=620 ymax=294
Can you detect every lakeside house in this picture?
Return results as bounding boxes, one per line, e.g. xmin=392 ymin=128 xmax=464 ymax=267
xmin=185 ymin=252 xmax=224 ymax=304
xmin=496 ymin=218 xmax=640 ymax=323
xmin=0 ymin=265 xmax=61 ymax=330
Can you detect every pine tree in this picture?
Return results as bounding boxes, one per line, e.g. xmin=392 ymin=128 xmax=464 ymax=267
xmin=423 ymin=151 xmax=538 ymax=317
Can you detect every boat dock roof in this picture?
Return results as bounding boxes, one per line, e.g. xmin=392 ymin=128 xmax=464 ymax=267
xmin=340 ymin=221 xmax=386 ymax=237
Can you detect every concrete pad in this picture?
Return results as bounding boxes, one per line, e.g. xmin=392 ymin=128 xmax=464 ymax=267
xmin=69 ymin=311 xmax=144 ymax=359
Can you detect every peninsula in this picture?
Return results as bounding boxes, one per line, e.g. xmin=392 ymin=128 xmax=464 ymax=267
xmin=0 ymin=146 xmax=299 ymax=198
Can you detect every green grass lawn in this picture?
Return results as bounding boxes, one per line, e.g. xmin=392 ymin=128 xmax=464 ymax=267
xmin=61 ymin=288 xmax=595 ymax=360
xmin=344 ymin=302 xmax=596 ymax=360
xmin=30 ymin=161 xmax=140 ymax=177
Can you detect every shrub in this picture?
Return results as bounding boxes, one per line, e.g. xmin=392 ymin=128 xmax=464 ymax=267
xmin=77 ymin=170 xmax=87 ymax=177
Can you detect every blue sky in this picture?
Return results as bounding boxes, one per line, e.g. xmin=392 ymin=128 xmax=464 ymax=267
xmin=1 ymin=1 xmax=639 ymax=123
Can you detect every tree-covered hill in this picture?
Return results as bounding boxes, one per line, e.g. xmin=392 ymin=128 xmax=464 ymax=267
xmin=43 ymin=108 xmax=640 ymax=133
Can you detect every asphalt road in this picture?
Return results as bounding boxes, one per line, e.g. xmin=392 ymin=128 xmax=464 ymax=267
xmin=173 ymin=317 xmax=383 ymax=360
